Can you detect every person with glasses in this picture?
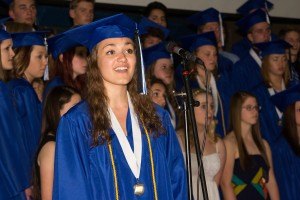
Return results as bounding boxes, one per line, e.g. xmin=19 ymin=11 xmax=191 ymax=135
xmin=221 ymin=91 xmax=279 ymax=200
xmin=251 ymin=40 xmax=296 ymax=200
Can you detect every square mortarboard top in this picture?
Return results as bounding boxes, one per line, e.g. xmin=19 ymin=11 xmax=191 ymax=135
xmin=0 ymin=29 xmax=10 ymax=41
xmin=142 ymin=42 xmax=171 ymax=68
xmin=47 ymin=33 xmax=82 ymax=59
xmin=254 ymin=39 xmax=292 ymax=58
xmin=271 ymin=84 xmax=300 ymax=112
xmin=179 ymin=31 xmax=217 ymax=52
xmin=63 ymin=13 xmax=136 ymax=53
xmin=236 ymin=9 xmax=269 ymax=34
xmin=11 ymin=31 xmax=48 ymax=48
xmin=138 ymin=17 xmax=170 ymax=40
xmin=187 ymin=7 xmax=221 ymax=27
xmin=237 ymin=0 xmax=273 ymax=15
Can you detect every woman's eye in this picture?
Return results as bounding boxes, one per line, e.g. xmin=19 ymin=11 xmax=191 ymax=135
xmin=152 ymin=92 xmax=159 ymax=97
xmin=125 ymin=48 xmax=134 ymax=54
xmin=106 ymin=50 xmax=115 ymax=55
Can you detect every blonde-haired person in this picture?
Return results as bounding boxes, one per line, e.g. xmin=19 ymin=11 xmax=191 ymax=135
xmin=52 ymin=14 xmax=187 ymax=199
xmin=221 ymin=91 xmax=279 ymax=200
xmin=177 ymin=89 xmax=226 ymax=200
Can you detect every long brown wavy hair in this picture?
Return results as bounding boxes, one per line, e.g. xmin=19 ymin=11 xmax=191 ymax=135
xmin=86 ymin=38 xmax=164 ymax=145
xmin=282 ymin=103 xmax=300 ymax=155
xmin=12 ymin=46 xmax=33 ymax=78
xmin=229 ymin=91 xmax=269 ymax=170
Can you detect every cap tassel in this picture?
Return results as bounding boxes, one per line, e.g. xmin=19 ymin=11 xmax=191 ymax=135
xmin=218 ymin=13 xmax=225 ymax=47
xmin=43 ymin=36 xmax=49 ymax=81
xmin=265 ymin=1 xmax=270 ymax=24
xmin=135 ymin=24 xmax=147 ymax=95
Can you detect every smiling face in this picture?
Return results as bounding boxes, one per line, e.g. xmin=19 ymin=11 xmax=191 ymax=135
xmin=96 ymin=37 xmax=136 ymax=89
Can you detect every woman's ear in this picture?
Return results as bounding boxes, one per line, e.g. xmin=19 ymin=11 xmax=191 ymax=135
xmin=59 ymin=54 xmax=63 ymax=62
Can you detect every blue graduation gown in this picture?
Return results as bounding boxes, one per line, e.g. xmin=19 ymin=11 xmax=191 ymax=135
xmin=230 ymin=51 xmax=262 ymax=93
xmin=231 ymin=38 xmax=252 ymax=59
xmin=43 ymin=76 xmax=64 ymax=100
xmin=218 ymin=54 xmax=234 ymax=74
xmin=7 ymin=78 xmax=42 ymax=169
xmin=252 ymin=82 xmax=300 ymax=200
xmin=0 ymin=81 xmax=29 ymax=200
xmin=53 ymin=101 xmax=187 ymax=200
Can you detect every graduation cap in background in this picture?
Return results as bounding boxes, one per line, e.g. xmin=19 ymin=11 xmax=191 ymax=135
xmin=142 ymin=42 xmax=171 ymax=69
xmin=237 ymin=0 xmax=273 ymax=16
xmin=254 ymin=39 xmax=292 ymax=58
xmin=47 ymin=33 xmax=82 ymax=59
xmin=138 ymin=17 xmax=170 ymax=40
xmin=271 ymin=84 xmax=300 ymax=112
xmin=0 ymin=17 xmax=10 ymax=31
xmin=11 ymin=31 xmax=48 ymax=48
xmin=179 ymin=31 xmax=217 ymax=52
xmin=0 ymin=29 xmax=11 ymax=41
xmin=187 ymin=7 xmax=225 ymax=46
xmin=63 ymin=13 xmax=136 ymax=53
xmin=236 ymin=9 xmax=270 ymax=34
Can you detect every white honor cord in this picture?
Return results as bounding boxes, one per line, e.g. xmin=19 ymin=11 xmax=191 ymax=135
xmin=109 ymin=93 xmax=142 ymax=179
xmin=268 ymin=80 xmax=285 ymax=119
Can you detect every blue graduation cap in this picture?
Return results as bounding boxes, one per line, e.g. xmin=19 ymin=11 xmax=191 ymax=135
xmin=254 ymin=39 xmax=291 ymax=58
xmin=138 ymin=17 xmax=170 ymax=39
xmin=142 ymin=42 xmax=171 ymax=68
xmin=0 ymin=29 xmax=11 ymax=41
xmin=271 ymin=84 xmax=300 ymax=112
xmin=236 ymin=9 xmax=269 ymax=34
xmin=63 ymin=13 xmax=136 ymax=52
xmin=179 ymin=31 xmax=217 ymax=52
xmin=11 ymin=31 xmax=47 ymax=48
xmin=187 ymin=7 xmax=221 ymax=27
xmin=48 ymin=33 xmax=82 ymax=59
xmin=237 ymin=0 xmax=273 ymax=15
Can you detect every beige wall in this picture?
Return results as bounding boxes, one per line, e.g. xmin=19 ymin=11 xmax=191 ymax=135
xmin=94 ymin=0 xmax=300 ymax=19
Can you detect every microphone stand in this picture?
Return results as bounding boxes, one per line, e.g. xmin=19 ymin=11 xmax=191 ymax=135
xmin=181 ymin=59 xmax=209 ymax=200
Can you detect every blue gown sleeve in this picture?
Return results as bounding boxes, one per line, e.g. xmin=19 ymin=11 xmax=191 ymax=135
xmin=12 ymin=85 xmax=42 ymax=165
xmin=161 ymin=109 xmax=188 ymax=200
xmin=53 ymin=111 xmax=92 ymax=200
xmin=0 ymin=83 xmax=29 ymax=199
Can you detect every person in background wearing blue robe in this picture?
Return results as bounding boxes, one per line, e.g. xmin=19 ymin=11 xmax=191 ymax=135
xmin=44 ymin=33 xmax=88 ymax=98
xmin=53 ymin=14 xmax=187 ymax=200
xmin=139 ymin=17 xmax=170 ymax=49
xmin=232 ymin=0 xmax=274 ymax=59
xmin=270 ymin=84 xmax=300 ymax=199
xmin=177 ymin=31 xmax=232 ymax=137
xmin=251 ymin=40 xmax=298 ymax=200
xmin=187 ymin=7 xmax=238 ymax=72
xmin=0 ymin=26 xmax=31 ymax=200
xmin=279 ymin=28 xmax=300 ymax=84
xmin=32 ymin=86 xmax=81 ymax=200
xmin=230 ymin=9 xmax=272 ymax=93
xmin=143 ymin=42 xmax=178 ymax=129
xmin=7 ymin=31 xmax=47 ymax=191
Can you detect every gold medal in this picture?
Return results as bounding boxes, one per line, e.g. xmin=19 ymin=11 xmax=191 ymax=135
xmin=133 ymin=183 xmax=145 ymax=196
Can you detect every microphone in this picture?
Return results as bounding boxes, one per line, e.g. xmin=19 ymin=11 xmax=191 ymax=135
xmin=166 ymin=41 xmax=205 ymax=67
